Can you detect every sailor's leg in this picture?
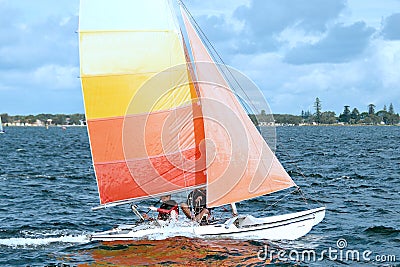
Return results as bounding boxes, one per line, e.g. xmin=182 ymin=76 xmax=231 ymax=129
xmin=180 ymin=203 xmax=193 ymax=220
xmin=195 ymin=208 xmax=210 ymax=223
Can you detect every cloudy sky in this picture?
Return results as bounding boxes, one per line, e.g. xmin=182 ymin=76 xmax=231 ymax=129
xmin=1 ymin=0 xmax=399 ymax=115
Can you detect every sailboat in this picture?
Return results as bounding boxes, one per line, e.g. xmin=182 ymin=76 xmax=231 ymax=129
xmin=78 ymin=0 xmax=325 ymax=241
xmin=0 ymin=116 xmax=5 ymax=134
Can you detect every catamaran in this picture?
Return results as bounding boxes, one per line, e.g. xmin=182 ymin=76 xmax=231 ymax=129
xmin=78 ymin=0 xmax=325 ymax=241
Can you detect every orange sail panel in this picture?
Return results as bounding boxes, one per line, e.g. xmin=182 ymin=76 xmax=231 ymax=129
xmin=181 ymin=7 xmax=296 ymax=208
xmin=79 ymin=0 xmax=205 ymax=205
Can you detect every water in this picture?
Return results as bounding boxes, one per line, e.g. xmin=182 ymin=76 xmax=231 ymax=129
xmin=0 ymin=126 xmax=399 ymax=266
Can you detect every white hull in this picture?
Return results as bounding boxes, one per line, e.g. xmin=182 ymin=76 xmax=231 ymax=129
xmin=90 ymin=207 xmax=325 ymax=242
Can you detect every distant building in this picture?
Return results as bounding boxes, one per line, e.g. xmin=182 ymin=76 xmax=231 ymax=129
xmin=35 ymin=119 xmax=44 ymax=126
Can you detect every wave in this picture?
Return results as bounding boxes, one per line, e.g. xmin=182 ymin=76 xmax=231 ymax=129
xmin=364 ymin=226 xmax=400 ymax=236
xmin=0 ymin=234 xmax=89 ymax=248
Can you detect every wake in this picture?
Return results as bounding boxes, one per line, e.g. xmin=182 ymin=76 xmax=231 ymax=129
xmin=0 ymin=234 xmax=90 ymax=248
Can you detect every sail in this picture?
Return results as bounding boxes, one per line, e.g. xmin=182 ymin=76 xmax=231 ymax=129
xmin=0 ymin=116 xmax=3 ymax=132
xmin=79 ymin=0 xmax=206 ymax=206
xmin=180 ymin=7 xmax=296 ymax=208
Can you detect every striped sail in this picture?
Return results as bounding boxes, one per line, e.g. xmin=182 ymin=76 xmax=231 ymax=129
xmin=180 ymin=7 xmax=296 ymax=208
xmin=79 ymin=0 xmax=296 ymax=208
xmin=79 ymin=0 xmax=206 ymax=206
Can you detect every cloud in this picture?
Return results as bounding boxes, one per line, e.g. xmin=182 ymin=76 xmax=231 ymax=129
xmin=185 ymin=0 xmax=348 ymax=56
xmin=234 ymin=0 xmax=346 ymax=41
xmin=195 ymin=15 xmax=234 ymax=43
xmin=0 ymin=14 xmax=79 ymax=70
xmin=228 ymin=35 xmax=400 ymax=115
xmin=0 ymin=1 xmax=80 ymax=114
xmin=0 ymin=64 xmax=81 ymax=115
xmin=0 ymin=4 xmax=22 ymax=46
xmin=184 ymin=0 xmax=398 ymax=115
xmin=0 ymin=64 xmax=79 ymax=93
xmin=284 ymin=22 xmax=375 ymax=64
xmin=181 ymin=2 xmax=247 ymax=59
xmin=368 ymin=39 xmax=400 ymax=88
xmin=381 ymin=13 xmax=400 ymax=40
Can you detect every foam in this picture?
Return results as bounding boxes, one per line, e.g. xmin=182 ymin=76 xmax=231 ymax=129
xmin=0 ymin=235 xmax=89 ymax=248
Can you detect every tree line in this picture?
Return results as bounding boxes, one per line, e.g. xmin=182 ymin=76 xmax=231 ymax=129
xmin=2 ymin=98 xmax=399 ymax=126
xmin=0 ymin=113 xmax=86 ymax=126
xmin=273 ymin=98 xmax=400 ymax=125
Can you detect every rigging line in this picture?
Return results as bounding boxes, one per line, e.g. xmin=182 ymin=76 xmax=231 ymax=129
xmin=130 ymin=198 xmax=161 ymax=221
xmin=297 ymin=187 xmax=309 ymax=205
xmin=180 ymin=2 xmax=259 ymax=140
xmin=276 ymin=142 xmax=324 ymax=206
xmin=179 ymin=1 xmax=259 ymax=117
xmin=265 ymin=187 xmax=300 ymax=210
xmin=146 ymin=199 xmax=162 ymax=215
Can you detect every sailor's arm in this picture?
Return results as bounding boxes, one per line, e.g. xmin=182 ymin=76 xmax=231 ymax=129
xmin=156 ymin=205 xmax=178 ymax=214
xmin=230 ymin=203 xmax=238 ymax=217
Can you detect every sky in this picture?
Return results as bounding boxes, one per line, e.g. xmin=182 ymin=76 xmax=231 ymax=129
xmin=0 ymin=0 xmax=399 ymax=115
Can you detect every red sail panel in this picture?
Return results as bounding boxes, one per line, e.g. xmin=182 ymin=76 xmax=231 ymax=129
xmin=87 ymin=103 xmax=206 ymax=205
xmin=181 ymin=8 xmax=296 ymax=208
xmin=93 ymin=148 xmax=202 ymax=204
xmin=122 ymin=104 xmax=206 ymax=199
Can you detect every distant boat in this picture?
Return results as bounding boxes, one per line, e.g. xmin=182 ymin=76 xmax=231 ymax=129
xmin=79 ymin=0 xmax=325 ymax=241
xmin=0 ymin=116 xmax=5 ymax=134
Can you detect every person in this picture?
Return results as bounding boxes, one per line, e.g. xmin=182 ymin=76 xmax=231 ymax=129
xmin=180 ymin=187 xmax=211 ymax=224
xmin=142 ymin=195 xmax=179 ymax=221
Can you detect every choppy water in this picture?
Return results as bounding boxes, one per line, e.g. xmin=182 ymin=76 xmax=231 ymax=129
xmin=0 ymin=126 xmax=399 ymax=266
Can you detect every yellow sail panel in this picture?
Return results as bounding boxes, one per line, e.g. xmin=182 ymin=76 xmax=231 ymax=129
xmin=82 ymin=68 xmax=192 ymax=119
xmin=125 ymin=67 xmax=193 ymax=115
xmin=80 ymin=31 xmax=192 ymax=119
xmin=81 ymin=74 xmax=147 ymax=120
xmin=181 ymin=7 xmax=296 ymax=208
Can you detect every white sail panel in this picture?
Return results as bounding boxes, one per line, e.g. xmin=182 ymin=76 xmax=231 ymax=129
xmin=79 ymin=0 xmax=179 ymax=32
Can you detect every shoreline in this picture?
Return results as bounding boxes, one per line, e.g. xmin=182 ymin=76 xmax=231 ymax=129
xmin=1 ymin=124 xmax=86 ymax=127
xmin=277 ymin=124 xmax=399 ymax=127
xmin=2 ymin=124 xmax=398 ymax=128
